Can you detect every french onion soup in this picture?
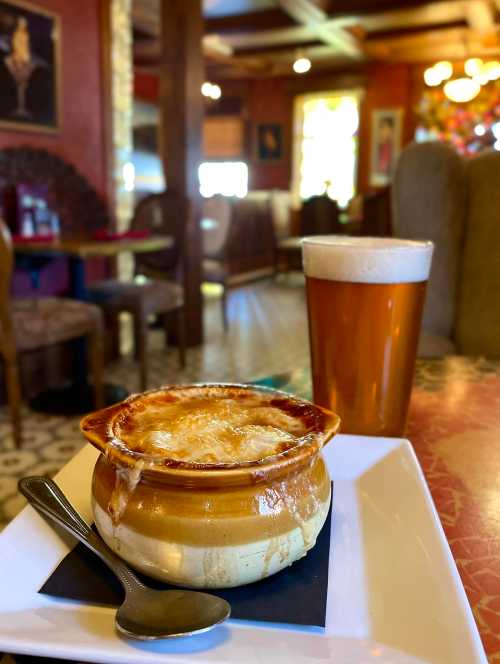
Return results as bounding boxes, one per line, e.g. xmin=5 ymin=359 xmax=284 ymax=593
xmin=81 ymin=384 xmax=340 ymax=588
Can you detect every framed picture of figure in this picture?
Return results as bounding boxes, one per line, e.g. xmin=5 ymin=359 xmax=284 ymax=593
xmin=370 ymin=109 xmax=403 ymax=187
xmin=0 ymin=0 xmax=61 ymax=133
xmin=257 ymin=123 xmax=284 ymax=162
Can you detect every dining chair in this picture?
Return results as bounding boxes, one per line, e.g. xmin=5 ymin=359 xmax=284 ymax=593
xmin=201 ymin=195 xmax=232 ymax=330
xmin=201 ymin=194 xmax=275 ymax=331
xmin=275 ymin=195 xmax=342 ymax=274
xmin=300 ymin=194 xmax=342 ymax=235
xmin=360 ymin=188 xmax=392 ymax=237
xmin=132 ymin=191 xmax=185 ymax=282
xmin=88 ymin=191 xmax=187 ymax=391
xmin=0 ymin=218 xmax=104 ymax=448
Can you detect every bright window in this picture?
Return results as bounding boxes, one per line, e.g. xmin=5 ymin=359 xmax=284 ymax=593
xmin=199 ymin=161 xmax=248 ymax=198
xmin=292 ymin=91 xmax=361 ymax=207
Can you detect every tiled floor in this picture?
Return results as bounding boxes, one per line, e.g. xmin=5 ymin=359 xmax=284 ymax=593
xmin=0 ymin=277 xmax=310 ymax=530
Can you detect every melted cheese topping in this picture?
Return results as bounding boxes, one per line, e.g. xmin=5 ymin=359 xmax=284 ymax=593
xmin=114 ymin=396 xmax=306 ymax=464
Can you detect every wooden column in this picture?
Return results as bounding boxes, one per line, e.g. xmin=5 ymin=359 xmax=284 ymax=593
xmin=159 ymin=0 xmax=204 ymax=346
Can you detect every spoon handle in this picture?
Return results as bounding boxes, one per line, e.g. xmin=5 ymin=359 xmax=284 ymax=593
xmin=18 ymin=476 xmax=144 ymax=593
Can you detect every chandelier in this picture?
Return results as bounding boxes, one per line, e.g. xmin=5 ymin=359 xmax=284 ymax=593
xmin=424 ymin=59 xmax=500 ymax=103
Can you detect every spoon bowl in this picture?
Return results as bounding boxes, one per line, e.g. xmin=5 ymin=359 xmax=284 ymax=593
xmin=116 ymin=587 xmax=230 ymax=640
xmin=18 ymin=476 xmax=231 ymax=640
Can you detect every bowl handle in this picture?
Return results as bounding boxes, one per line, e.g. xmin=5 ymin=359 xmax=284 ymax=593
xmin=316 ymin=406 xmax=341 ymax=448
xmin=80 ymin=402 xmax=122 ymax=450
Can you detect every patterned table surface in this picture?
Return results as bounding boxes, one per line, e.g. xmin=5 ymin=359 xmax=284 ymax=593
xmin=3 ymin=356 xmax=500 ymax=664
xmin=256 ymin=356 xmax=500 ymax=663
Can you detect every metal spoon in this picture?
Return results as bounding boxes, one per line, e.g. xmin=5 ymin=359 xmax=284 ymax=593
xmin=18 ymin=476 xmax=231 ymax=640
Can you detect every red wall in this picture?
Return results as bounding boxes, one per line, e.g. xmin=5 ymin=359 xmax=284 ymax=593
xmin=2 ymin=0 xmax=109 ymax=295
xmin=134 ymin=64 xmax=416 ymax=194
xmin=247 ymin=78 xmax=291 ymax=190
xmin=135 ymin=71 xmax=293 ymax=191
xmin=0 ymin=0 xmax=108 ymax=198
xmin=357 ymin=63 xmax=413 ymax=192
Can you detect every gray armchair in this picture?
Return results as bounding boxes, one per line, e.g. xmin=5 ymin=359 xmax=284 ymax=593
xmin=392 ymin=142 xmax=467 ymax=356
xmin=456 ymin=150 xmax=500 ymax=357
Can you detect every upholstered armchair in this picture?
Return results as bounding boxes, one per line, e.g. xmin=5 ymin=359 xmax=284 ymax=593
xmin=0 ymin=219 xmax=104 ymax=447
xmin=88 ymin=192 xmax=186 ymax=391
xmin=202 ymin=195 xmax=232 ymax=329
xmin=392 ymin=142 xmax=467 ymax=357
xmin=456 ymin=150 xmax=500 ymax=357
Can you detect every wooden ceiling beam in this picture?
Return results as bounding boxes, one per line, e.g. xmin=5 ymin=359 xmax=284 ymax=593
xmin=235 ymin=39 xmax=322 ymax=56
xmin=276 ymin=0 xmax=325 ymax=24
xmin=134 ymin=39 xmax=271 ymax=75
xmin=364 ymin=19 xmax=466 ymax=41
xmin=364 ymin=23 xmax=500 ymax=61
xmin=204 ymin=9 xmax=296 ymax=35
xmin=322 ymin=0 xmax=468 ymax=17
xmin=464 ymin=0 xmax=499 ymax=45
xmin=275 ymin=0 xmax=363 ymax=57
xmin=365 ymin=41 xmax=500 ymax=63
xmin=464 ymin=0 xmax=496 ymax=32
xmin=134 ymin=35 xmax=235 ymax=60
xmin=331 ymin=1 xmax=470 ymax=33
xmin=221 ymin=24 xmax=317 ymax=50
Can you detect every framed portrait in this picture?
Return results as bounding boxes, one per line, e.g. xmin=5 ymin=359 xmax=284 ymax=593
xmin=257 ymin=123 xmax=284 ymax=162
xmin=0 ymin=0 xmax=61 ymax=133
xmin=370 ymin=109 xmax=403 ymax=187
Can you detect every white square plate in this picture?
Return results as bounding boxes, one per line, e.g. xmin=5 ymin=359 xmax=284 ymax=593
xmin=0 ymin=435 xmax=487 ymax=664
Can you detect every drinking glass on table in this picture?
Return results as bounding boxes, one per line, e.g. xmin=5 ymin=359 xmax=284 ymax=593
xmin=303 ymin=236 xmax=434 ymax=437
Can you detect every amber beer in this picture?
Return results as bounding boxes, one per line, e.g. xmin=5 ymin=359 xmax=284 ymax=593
xmin=303 ymin=237 xmax=434 ymax=437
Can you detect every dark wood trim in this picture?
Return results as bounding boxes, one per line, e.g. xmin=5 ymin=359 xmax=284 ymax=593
xmin=324 ymin=0 xmax=460 ymax=18
xmin=284 ymin=69 xmax=367 ymax=94
xmin=99 ymin=0 xmax=116 ymax=226
xmin=159 ymin=0 xmax=204 ymax=346
xmin=235 ymin=39 xmax=321 ymax=56
xmin=365 ymin=19 xmax=467 ymax=41
xmin=205 ymin=9 xmax=297 ymax=34
xmin=276 ymin=0 xmax=325 ymax=25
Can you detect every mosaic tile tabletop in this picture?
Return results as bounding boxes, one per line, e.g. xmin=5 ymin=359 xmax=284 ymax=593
xmin=256 ymin=356 xmax=500 ymax=663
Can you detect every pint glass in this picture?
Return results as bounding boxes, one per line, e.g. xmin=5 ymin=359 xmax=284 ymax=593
xmin=303 ymin=237 xmax=433 ymax=437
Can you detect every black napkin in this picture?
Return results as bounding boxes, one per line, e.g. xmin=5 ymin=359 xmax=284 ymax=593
xmin=39 ymin=498 xmax=332 ymax=628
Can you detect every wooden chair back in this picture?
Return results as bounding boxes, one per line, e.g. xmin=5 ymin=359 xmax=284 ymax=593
xmin=360 ymin=188 xmax=392 ymax=237
xmin=300 ymin=195 xmax=342 ymax=235
xmin=132 ymin=191 xmax=188 ymax=280
xmin=223 ymin=195 xmax=275 ymax=274
xmin=0 ymin=217 xmax=15 ymax=360
xmin=201 ymin=195 xmax=232 ymax=259
xmin=0 ymin=147 xmax=111 ymax=237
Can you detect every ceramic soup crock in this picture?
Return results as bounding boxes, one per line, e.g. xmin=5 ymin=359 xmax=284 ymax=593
xmin=80 ymin=383 xmax=340 ymax=588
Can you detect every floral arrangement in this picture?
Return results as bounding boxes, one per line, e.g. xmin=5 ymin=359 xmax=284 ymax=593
xmin=415 ymin=82 xmax=500 ymax=155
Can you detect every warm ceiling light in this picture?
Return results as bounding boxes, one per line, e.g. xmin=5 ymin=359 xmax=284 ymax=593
xmin=201 ymin=81 xmax=222 ymax=100
xmin=209 ymin=84 xmax=222 ymax=100
xmin=201 ymin=82 xmax=213 ymax=97
xmin=293 ymin=56 xmax=311 ymax=74
xmin=434 ymin=60 xmax=453 ymax=80
xmin=443 ymin=77 xmax=481 ymax=103
xmin=424 ymin=66 xmax=443 ymax=86
xmin=465 ymin=58 xmax=483 ymax=77
xmin=484 ymin=60 xmax=500 ymax=81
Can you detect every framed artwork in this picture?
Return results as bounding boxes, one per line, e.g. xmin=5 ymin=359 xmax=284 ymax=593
xmin=0 ymin=0 xmax=61 ymax=133
xmin=257 ymin=123 xmax=284 ymax=162
xmin=370 ymin=109 xmax=403 ymax=187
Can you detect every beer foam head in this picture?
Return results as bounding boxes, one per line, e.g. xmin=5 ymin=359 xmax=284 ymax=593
xmin=302 ymin=236 xmax=433 ymax=284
